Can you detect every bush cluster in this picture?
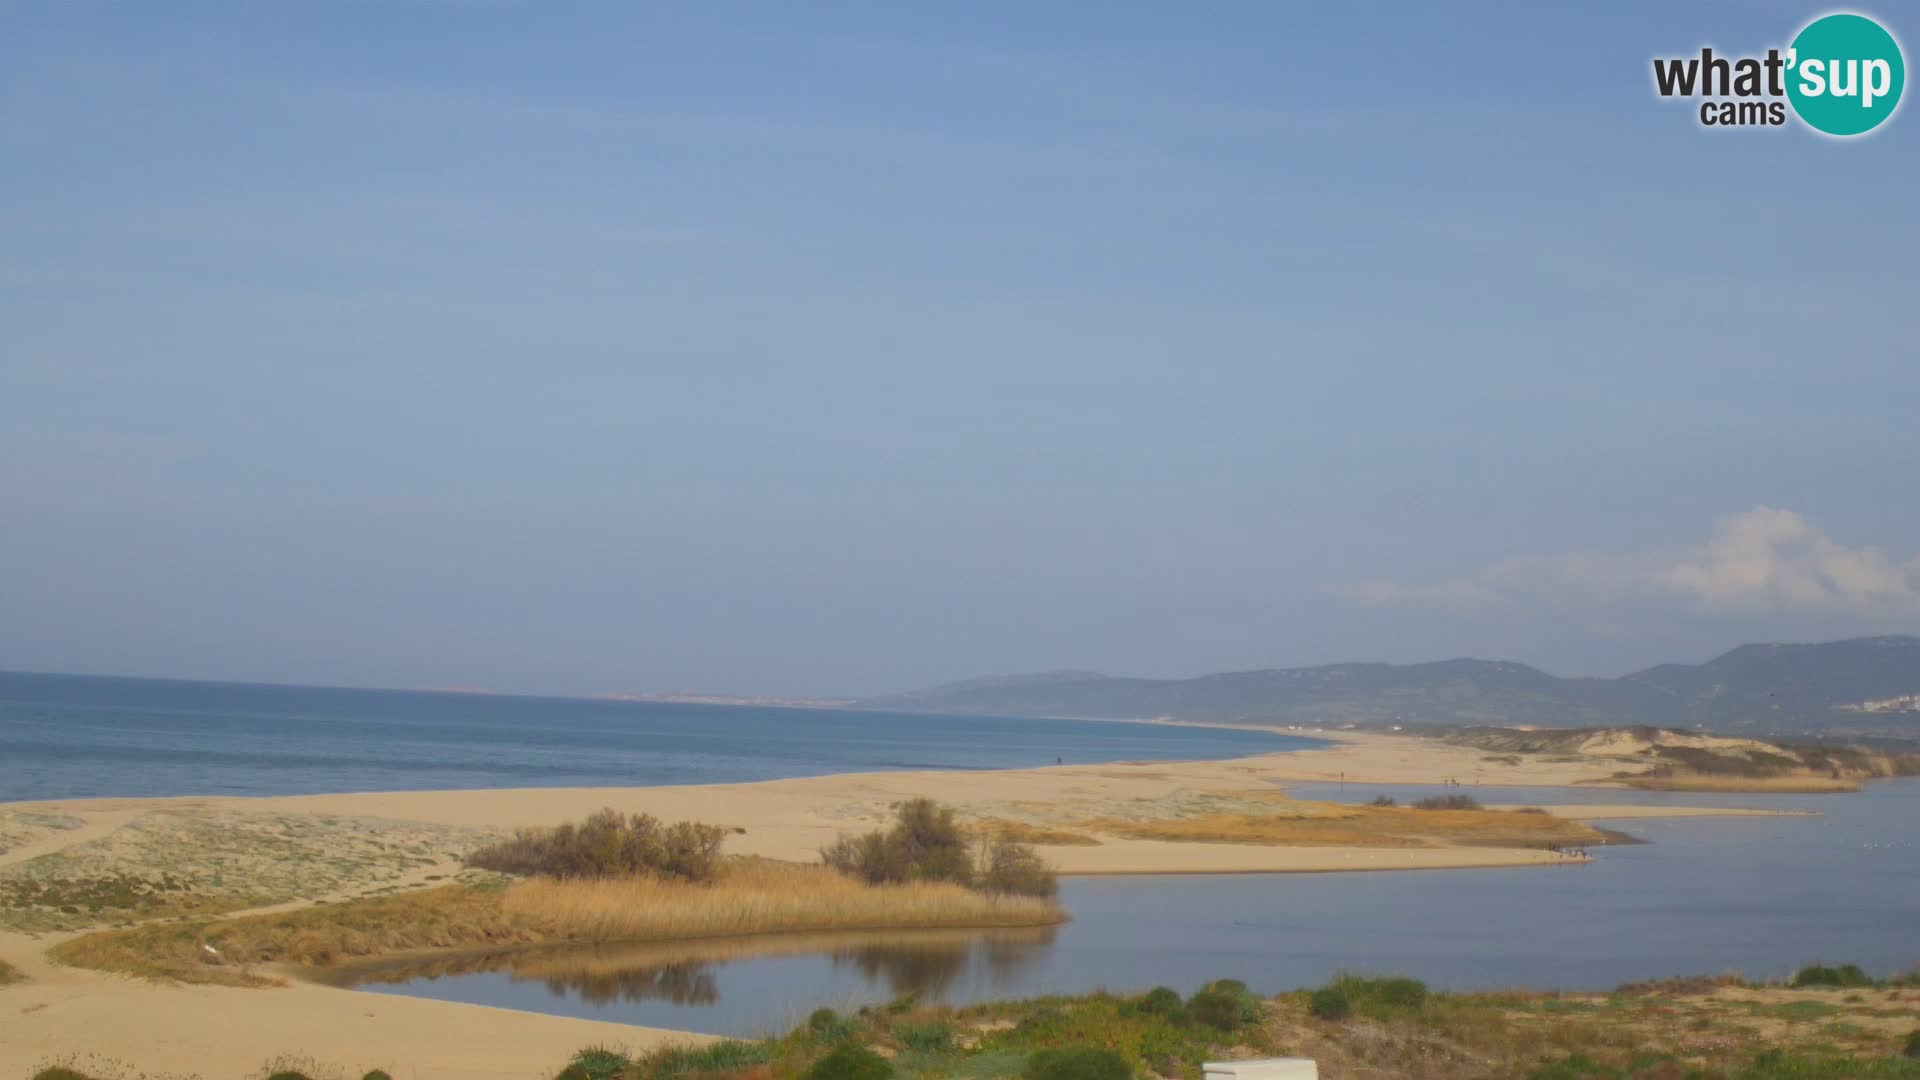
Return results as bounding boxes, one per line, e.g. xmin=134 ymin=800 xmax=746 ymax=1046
xmin=821 ymin=798 xmax=1057 ymax=898
xmin=1792 ymin=964 xmax=1874 ymax=988
xmin=1308 ymin=986 xmax=1352 ymax=1020
xmin=1188 ymin=979 xmax=1264 ymax=1033
xmin=1906 ymin=1030 xmax=1920 ymax=1060
xmin=1310 ymin=974 xmax=1429 ymax=1021
xmin=1793 ymin=963 xmax=1874 ymax=989
xmin=466 ymin=808 xmax=727 ymax=883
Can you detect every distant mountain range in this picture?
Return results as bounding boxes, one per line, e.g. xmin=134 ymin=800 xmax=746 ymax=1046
xmin=857 ymin=636 xmax=1920 ymax=737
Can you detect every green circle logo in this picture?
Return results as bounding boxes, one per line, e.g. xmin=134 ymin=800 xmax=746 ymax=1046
xmin=1787 ymin=13 xmax=1905 ymax=136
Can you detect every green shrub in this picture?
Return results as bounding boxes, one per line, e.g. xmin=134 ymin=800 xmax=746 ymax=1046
xmin=1187 ymin=981 xmax=1261 ymax=1033
xmin=467 ymin=809 xmax=726 ymax=882
xmin=564 ymin=1046 xmax=634 ymax=1080
xmin=1369 ymin=795 xmax=1397 ymax=807
xmin=806 ymin=1044 xmax=893 ymax=1080
xmin=32 ymin=1070 xmax=98 ymax=1080
xmin=363 ymin=1072 xmax=393 ymax=1080
xmin=1022 ymin=1047 xmax=1133 ymax=1080
xmin=1791 ymin=963 xmax=1873 ymax=988
xmin=1308 ymin=987 xmax=1352 ymax=1021
xmin=554 ymin=1067 xmax=591 ymax=1080
xmin=1334 ymin=974 xmax=1428 ymax=1010
xmin=1906 ymin=1030 xmax=1920 ymax=1060
xmin=1411 ymin=794 xmax=1482 ymax=811
xmin=1122 ymin=986 xmax=1186 ymax=1021
xmin=898 ymin=1021 xmax=955 ymax=1053
xmin=263 ymin=1073 xmax=314 ymax=1080
xmin=808 ymin=1007 xmax=859 ymax=1043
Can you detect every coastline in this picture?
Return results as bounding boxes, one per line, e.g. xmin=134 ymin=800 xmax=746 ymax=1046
xmin=0 ymin=731 xmax=1831 ymax=1079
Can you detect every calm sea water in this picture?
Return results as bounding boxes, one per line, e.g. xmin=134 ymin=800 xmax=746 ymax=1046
xmin=347 ymin=779 xmax=1920 ymax=1036
xmin=0 ymin=671 xmax=1314 ymax=802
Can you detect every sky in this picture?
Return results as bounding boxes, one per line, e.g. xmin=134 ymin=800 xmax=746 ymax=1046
xmin=3 ymin=3 xmax=1917 ymax=697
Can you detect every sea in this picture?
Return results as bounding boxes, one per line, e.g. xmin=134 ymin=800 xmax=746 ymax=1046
xmin=0 ymin=670 xmax=1315 ymax=802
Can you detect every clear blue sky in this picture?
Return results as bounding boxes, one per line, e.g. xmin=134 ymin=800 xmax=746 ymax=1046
xmin=3 ymin=3 xmax=1916 ymax=696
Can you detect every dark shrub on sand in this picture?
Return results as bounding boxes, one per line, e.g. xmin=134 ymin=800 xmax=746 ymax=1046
xmin=466 ymin=810 xmax=725 ymax=883
xmin=823 ymin=798 xmax=1057 ymax=898
xmin=1792 ymin=964 xmax=1873 ymax=988
xmin=1309 ymin=986 xmax=1352 ymax=1020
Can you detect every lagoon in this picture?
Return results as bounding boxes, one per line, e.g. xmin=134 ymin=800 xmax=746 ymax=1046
xmin=347 ymin=780 xmax=1920 ymax=1036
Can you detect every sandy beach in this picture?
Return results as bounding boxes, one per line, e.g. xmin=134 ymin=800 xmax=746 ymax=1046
xmin=0 ymin=731 xmax=1815 ymax=1079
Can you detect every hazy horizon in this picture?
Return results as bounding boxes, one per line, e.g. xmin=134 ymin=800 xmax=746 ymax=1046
xmin=5 ymin=630 xmax=1913 ymax=703
xmin=5 ymin=5 xmax=1917 ymax=698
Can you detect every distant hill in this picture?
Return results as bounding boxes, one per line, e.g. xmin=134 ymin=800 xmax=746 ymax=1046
xmin=857 ymin=636 xmax=1920 ymax=737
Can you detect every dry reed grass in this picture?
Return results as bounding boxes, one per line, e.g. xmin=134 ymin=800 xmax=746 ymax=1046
xmin=1087 ymin=801 xmax=1605 ymax=850
xmin=502 ymin=859 xmax=1062 ymax=940
xmin=969 ymin=819 xmax=1102 ymax=846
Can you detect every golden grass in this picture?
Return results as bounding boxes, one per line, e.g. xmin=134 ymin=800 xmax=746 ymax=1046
xmin=968 ymin=819 xmax=1103 ymax=846
xmin=1086 ymin=801 xmax=1606 ymax=850
xmin=50 ymin=861 xmax=1063 ymax=987
xmin=1622 ymin=772 xmax=1863 ymax=793
xmin=501 ymin=860 xmax=1063 ymax=941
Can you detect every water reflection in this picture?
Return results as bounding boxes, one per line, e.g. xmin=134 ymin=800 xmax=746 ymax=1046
xmin=331 ymin=924 xmax=1059 ymax=1012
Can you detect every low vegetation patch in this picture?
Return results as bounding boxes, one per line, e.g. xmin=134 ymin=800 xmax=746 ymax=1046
xmin=527 ymin=968 xmax=1920 ymax=1080
xmin=50 ymin=859 xmax=1061 ymax=986
xmin=0 ymin=956 xmax=24 ymax=985
xmin=0 ymin=808 xmax=478 ymax=933
xmin=824 ymin=799 xmax=1059 ymax=898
